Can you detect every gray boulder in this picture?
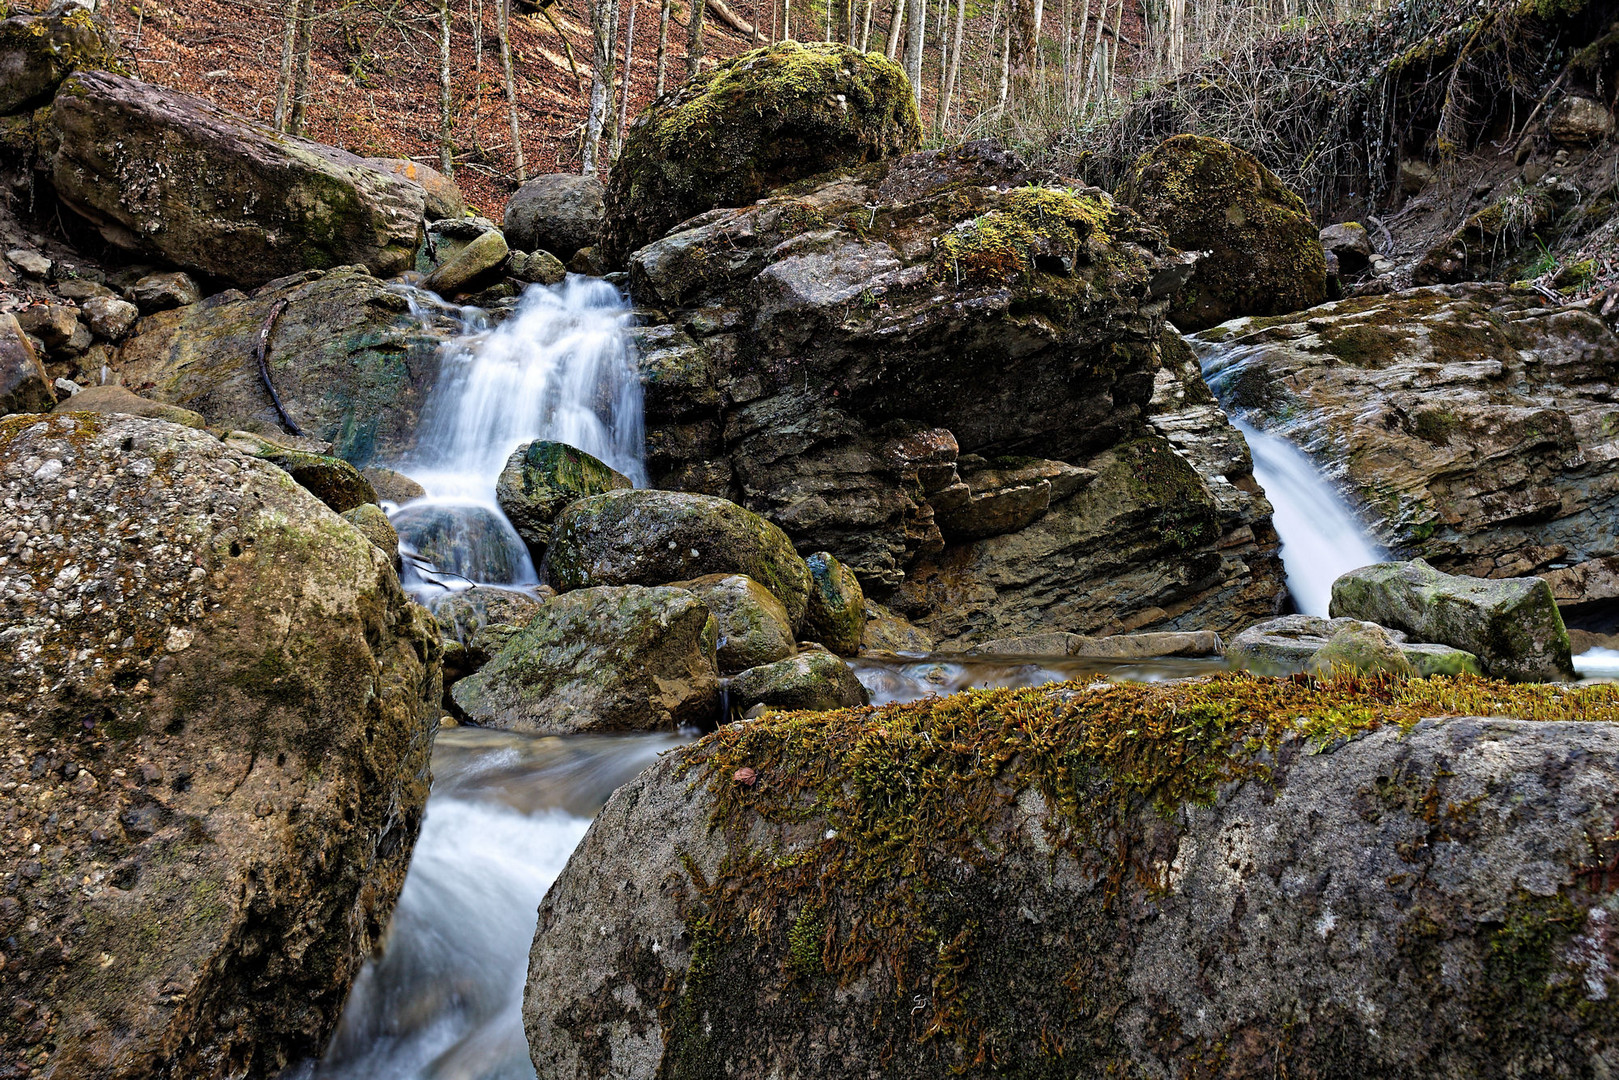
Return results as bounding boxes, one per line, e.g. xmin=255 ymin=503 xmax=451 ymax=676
xmin=450 ymin=585 xmax=719 ymax=733
xmin=502 ymin=173 xmax=605 ymax=262
xmin=1228 ymin=613 xmax=1483 ymax=678
xmin=0 ymin=311 xmax=53 ymax=414
xmin=728 ymin=648 xmax=869 ymax=714
xmin=422 ymin=229 xmax=508 ymax=297
xmin=547 ymin=489 xmax=814 ymax=630
xmin=669 ymin=573 xmax=795 ymax=674
xmin=1331 ymin=559 xmax=1573 ymax=682
xmin=1306 ymin=619 xmax=1414 ymax=677
xmin=495 ymin=439 xmax=631 ymax=559
xmin=124 ymin=270 xmax=202 ymax=313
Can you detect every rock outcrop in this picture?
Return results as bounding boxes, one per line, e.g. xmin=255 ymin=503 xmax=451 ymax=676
xmin=0 ymin=412 xmax=440 ymax=1079
xmin=526 ymin=676 xmax=1619 ymax=1079
xmin=600 ymin=41 xmax=920 ymax=264
xmin=1198 ymin=284 xmax=1619 ymax=617
xmin=1117 ymin=134 xmax=1328 ymax=331
xmin=50 ymin=72 xmax=425 ymax=287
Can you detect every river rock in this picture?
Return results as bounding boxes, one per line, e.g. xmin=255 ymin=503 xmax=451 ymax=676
xmin=422 ymin=228 xmax=508 ymax=297
xmin=1228 ymin=613 xmax=1484 ymax=678
xmin=525 ymin=684 xmax=1619 ymax=1077
xmin=494 ymin=439 xmax=631 ymax=559
xmin=510 ymin=249 xmax=567 ymax=285
xmin=53 ymin=383 xmax=205 ymax=427
xmin=224 ymin=430 xmax=378 ymax=512
xmin=601 ymin=41 xmax=920 ymax=265
xmin=802 ymin=551 xmax=864 ymax=655
xmin=669 ymin=573 xmax=795 ymax=674
xmin=0 ymin=411 xmax=440 ymax=1078
xmin=0 ymin=5 xmax=117 ymax=115
xmin=502 ymin=173 xmax=604 ymax=262
xmin=0 ymin=310 xmax=53 ymax=413
xmin=969 ymin=629 xmax=1223 ymax=660
xmin=1306 ymin=619 xmax=1415 ymax=677
xmin=1197 ymin=284 xmax=1619 ymax=615
xmin=450 ymin=585 xmax=719 ymax=733
xmin=392 ymin=501 xmax=531 ymax=586
xmin=16 ymin=301 xmax=79 ymax=350
xmin=727 ymin=648 xmax=869 ymax=714
xmin=1117 ymin=134 xmax=1327 ymax=331
xmin=860 ymin=599 xmax=934 ymax=654
xmin=362 ymin=156 xmax=466 ymax=220
xmin=546 ymin=489 xmax=813 ymax=630
xmin=80 ymin=293 xmax=138 ymax=339
xmin=428 ymin=585 xmax=545 ymax=644
xmin=341 ymin=501 xmax=400 ymax=564
xmin=124 ymin=270 xmax=202 ymax=313
xmin=361 ymin=465 xmax=425 ymax=505
xmin=111 ymin=266 xmax=460 ymax=465
xmin=50 ymin=71 xmax=425 ymax=288
xmin=1330 ymin=559 xmax=1574 ymax=682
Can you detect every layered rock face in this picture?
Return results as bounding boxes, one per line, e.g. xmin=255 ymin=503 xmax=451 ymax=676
xmin=1198 ymin=283 xmax=1619 ymax=615
xmin=631 ymin=141 xmax=1282 ymax=644
xmin=0 ymin=413 xmax=440 ymax=1079
xmin=526 ymin=680 xmax=1619 ymax=1078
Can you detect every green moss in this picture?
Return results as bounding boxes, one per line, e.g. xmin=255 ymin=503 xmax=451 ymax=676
xmin=931 ymin=186 xmax=1114 ymax=287
xmin=1118 ymin=437 xmax=1217 ymax=551
xmin=1411 ymin=407 xmax=1460 ymax=444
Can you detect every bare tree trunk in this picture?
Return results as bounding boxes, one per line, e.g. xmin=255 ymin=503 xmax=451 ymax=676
xmin=438 ymin=0 xmax=454 ymax=173
xmin=288 ymin=0 xmax=315 ymax=135
xmin=471 ymin=0 xmax=482 ymax=71
xmin=614 ymin=0 xmax=638 ymax=156
xmin=902 ymin=0 xmax=923 ymax=108
xmin=782 ymin=0 xmax=790 ymax=40
xmin=497 ymin=0 xmax=526 ymax=181
xmin=273 ymin=0 xmax=299 ymax=132
xmin=883 ymin=0 xmax=903 ymax=58
xmin=654 ymin=0 xmax=672 ymax=95
xmin=857 ymin=0 xmax=874 ymax=50
xmin=583 ymin=0 xmax=616 ymax=173
xmin=939 ymin=0 xmax=964 ymax=126
xmin=686 ymin=0 xmax=706 ymax=77
xmin=995 ymin=15 xmax=1010 ymax=112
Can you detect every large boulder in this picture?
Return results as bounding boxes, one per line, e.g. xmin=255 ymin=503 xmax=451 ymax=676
xmin=111 ymin=266 xmax=460 ymax=465
xmin=494 ymin=439 xmax=632 ymax=560
xmin=0 ymin=412 xmax=440 ymax=1078
xmin=50 ymin=71 xmax=426 ymax=288
xmin=1330 ymin=559 xmax=1574 ymax=682
xmin=362 ymin=156 xmax=466 ymax=220
xmin=0 ymin=310 xmax=53 ymax=414
xmin=449 ymin=585 xmax=719 ymax=733
xmin=502 ymin=173 xmax=604 ymax=262
xmin=1118 ymin=134 xmax=1327 ymax=331
xmin=600 ymin=41 xmax=920 ymax=265
xmin=546 ymin=489 xmax=814 ymax=630
xmin=1197 ymin=284 xmax=1619 ymax=614
xmin=525 ymin=677 xmax=1619 ymax=1077
xmin=0 ymin=5 xmax=117 ymax=115
xmin=669 ymin=573 xmax=796 ymax=674
xmin=630 ymin=140 xmax=1282 ymax=645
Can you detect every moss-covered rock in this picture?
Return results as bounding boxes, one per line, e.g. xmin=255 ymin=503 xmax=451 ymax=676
xmin=1228 ymin=614 xmax=1483 ymax=678
xmin=340 ymin=501 xmax=400 ymax=565
xmin=0 ymin=412 xmax=439 ymax=1079
xmin=1307 ymin=619 xmax=1416 ymax=677
xmin=600 ymin=41 xmax=920 ymax=264
xmin=494 ymin=439 xmax=632 ymax=561
xmin=450 ymin=584 xmax=719 ymax=733
xmin=547 ymin=488 xmax=814 ymax=630
xmin=802 ymin=551 xmax=864 ymax=655
xmin=669 ymin=573 xmax=796 ymax=674
xmin=1118 ymin=134 xmax=1327 ymax=330
xmin=55 ymin=385 xmax=205 ymax=429
xmin=0 ymin=6 xmax=118 ymax=115
xmin=224 ymin=430 xmax=378 ymax=513
xmin=728 ymin=648 xmax=869 ymax=713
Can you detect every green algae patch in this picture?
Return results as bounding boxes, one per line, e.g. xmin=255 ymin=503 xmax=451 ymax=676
xmin=931 ymin=187 xmax=1113 ymax=287
xmin=667 ymin=671 xmax=1619 ymax=1068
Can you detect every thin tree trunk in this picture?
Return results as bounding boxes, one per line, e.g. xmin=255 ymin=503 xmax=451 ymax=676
xmin=654 ymin=0 xmax=672 ymax=95
xmin=782 ymin=0 xmax=790 ymax=40
xmin=273 ymin=0 xmax=299 ymax=132
xmin=995 ymin=15 xmax=1010 ymax=112
xmin=498 ymin=0 xmax=526 ymax=181
xmin=883 ymin=0 xmax=903 ymax=58
xmin=288 ymin=0 xmax=315 ymax=135
xmin=614 ymin=0 xmax=638 ymax=156
xmin=902 ymin=0 xmax=923 ymax=106
xmin=857 ymin=0 xmax=874 ymax=50
xmin=686 ymin=0 xmax=706 ymax=77
xmin=583 ymin=0 xmax=614 ymax=172
xmin=939 ymin=0 xmax=964 ymax=126
xmin=604 ymin=0 xmax=621 ymax=147
xmin=438 ymin=0 xmax=454 ymax=172
xmin=472 ymin=0 xmax=482 ymax=71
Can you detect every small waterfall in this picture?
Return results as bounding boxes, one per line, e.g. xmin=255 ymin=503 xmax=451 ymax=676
xmin=391 ymin=278 xmax=645 ymax=595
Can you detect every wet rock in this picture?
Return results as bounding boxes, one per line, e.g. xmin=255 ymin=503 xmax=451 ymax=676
xmin=0 ymin=311 xmax=53 ymax=414
xmin=502 ymin=173 xmax=605 ymax=262
xmin=80 ymin=293 xmax=138 ymax=339
xmin=727 ymin=648 xmax=869 ymax=713
xmin=802 ymin=551 xmax=864 ymax=655
xmin=1197 ymin=284 xmax=1619 ymax=614
xmin=0 ymin=5 xmax=117 ymax=114
xmin=1228 ymin=614 xmax=1484 ymax=678
xmin=112 ymin=267 xmax=459 ymax=465
xmin=494 ymin=439 xmax=631 ymax=559
xmin=428 ymin=585 xmax=544 ymax=644
xmin=1318 ymin=221 xmax=1372 ymax=274
xmin=510 ymin=249 xmax=567 ymax=286
xmin=341 ymin=501 xmax=400 ymax=565
xmin=51 ymin=72 xmax=425 ymax=288
xmin=224 ymin=430 xmax=378 ymax=512
xmin=601 ymin=41 xmax=920 ymax=264
xmin=860 ymin=599 xmax=934 ymax=654
xmin=1306 ymin=619 xmax=1415 ymax=677
xmin=1549 ymin=94 xmax=1615 ymax=145
xmin=966 ymin=629 xmax=1222 ymax=659
xmin=547 ymin=489 xmax=813 ymax=630
xmin=422 ymin=228 xmax=508 ymax=297
xmin=451 ymin=584 xmax=719 ymax=732
xmin=392 ymin=501 xmax=530 ymax=585
xmin=1117 ymin=134 xmax=1327 ymax=331
xmin=526 ymin=689 xmax=1619 ymax=1077
xmin=0 ymin=412 xmax=440 ymax=1080
xmin=362 ymin=466 xmax=426 ymax=505
xmin=362 ymin=156 xmax=467 ymax=220
xmin=124 ymin=270 xmax=202 ymax=313
xmin=53 ymin=383 xmax=205 ymax=427
xmin=566 ymin=245 xmax=604 ymax=276
xmin=1331 ymin=559 xmax=1574 ymax=682
xmin=670 ymin=573 xmax=795 ymax=674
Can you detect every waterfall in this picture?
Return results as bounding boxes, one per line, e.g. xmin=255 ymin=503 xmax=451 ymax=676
xmin=389 ymin=277 xmax=645 ymax=595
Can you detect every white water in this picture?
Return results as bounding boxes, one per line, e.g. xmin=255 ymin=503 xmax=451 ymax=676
xmin=1231 ymin=418 xmax=1386 ymax=616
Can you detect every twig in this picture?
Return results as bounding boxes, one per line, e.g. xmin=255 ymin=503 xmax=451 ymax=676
xmin=255 ymin=299 xmax=304 ymax=436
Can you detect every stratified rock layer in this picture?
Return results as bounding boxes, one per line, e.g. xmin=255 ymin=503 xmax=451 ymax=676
xmin=0 ymin=413 xmax=440 ymax=1079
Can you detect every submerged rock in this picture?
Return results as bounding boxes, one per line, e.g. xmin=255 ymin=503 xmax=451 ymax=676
xmin=450 ymin=585 xmax=719 ymax=733
xmin=669 ymin=573 xmax=796 ymax=674
xmin=1331 ymin=559 xmax=1573 ymax=682
xmin=727 ymin=648 xmax=869 ymax=714
xmin=526 ymin=677 xmax=1619 ymax=1078
xmin=494 ymin=439 xmax=631 ymax=560
xmin=547 ymin=489 xmax=813 ymax=630
xmin=1228 ymin=613 xmax=1483 ymax=678
xmin=392 ymin=501 xmax=530 ymax=585
xmin=0 ymin=412 xmax=439 ymax=1079
xmin=503 ymin=173 xmax=605 ymax=262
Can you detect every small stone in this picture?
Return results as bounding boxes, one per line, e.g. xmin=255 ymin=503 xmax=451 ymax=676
xmin=1549 ymin=95 xmax=1615 ymax=146
xmin=15 ymin=304 xmax=79 ymax=350
xmin=80 ymin=295 xmax=139 ymax=340
xmin=1318 ymin=222 xmax=1372 ymax=273
xmin=6 ymin=249 xmax=52 ymax=279
xmin=124 ymin=271 xmax=202 ymax=313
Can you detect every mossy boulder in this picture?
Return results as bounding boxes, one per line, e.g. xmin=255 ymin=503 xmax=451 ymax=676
xmin=669 ymin=573 xmax=796 ymax=674
xmin=450 ymin=585 xmax=719 ymax=733
xmin=526 ymin=672 xmax=1619 ymax=1077
xmin=728 ymin=648 xmax=869 ymax=713
xmin=340 ymin=501 xmax=400 ymax=565
xmin=1229 ymin=614 xmax=1483 ymax=678
xmin=600 ymin=41 xmax=920 ymax=265
xmin=421 ymin=228 xmax=508 ymax=297
xmin=0 ymin=6 xmax=117 ymax=115
xmin=1330 ymin=559 xmax=1575 ymax=682
xmin=0 ymin=412 xmax=439 ymax=1079
xmin=547 ymin=489 xmax=814 ymax=630
xmin=1307 ymin=619 xmax=1415 ymax=678
xmin=494 ymin=439 xmax=632 ymax=560
xmin=224 ymin=430 xmax=378 ymax=513
xmin=802 ymin=551 xmax=864 ymax=656
xmin=1118 ymin=134 xmax=1327 ymax=330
